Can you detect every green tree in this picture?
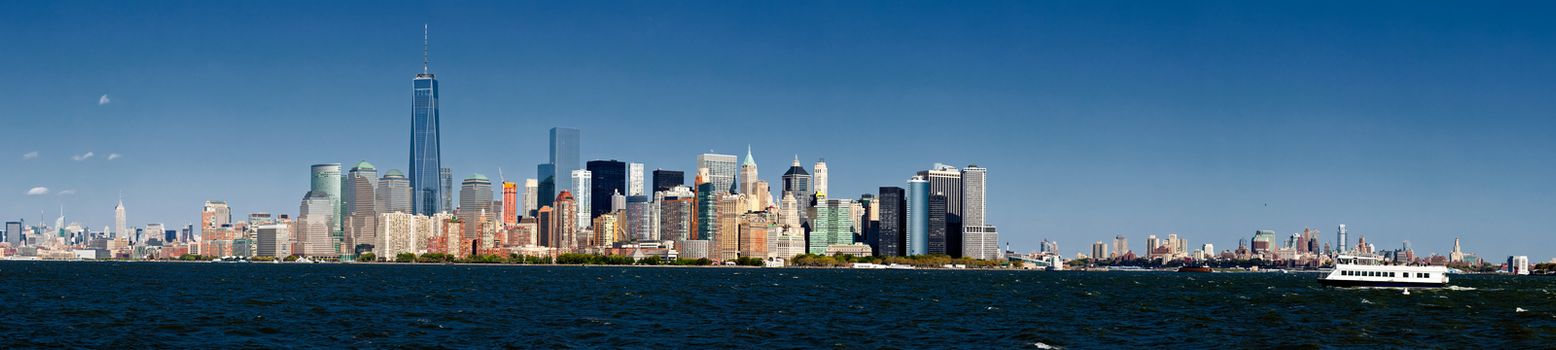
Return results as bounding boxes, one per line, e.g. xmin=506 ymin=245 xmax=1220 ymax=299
xmin=395 ymin=253 xmax=416 ymax=263
xmin=357 ymin=253 xmax=377 ymax=262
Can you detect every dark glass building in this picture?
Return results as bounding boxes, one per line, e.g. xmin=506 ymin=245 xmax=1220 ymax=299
xmin=877 ymin=187 xmax=906 ymax=257
xmin=536 ymin=163 xmax=555 ymax=209
xmin=549 ymin=127 xmax=581 ymax=202
xmin=652 ymin=169 xmax=684 ymax=193
xmin=927 ymin=192 xmax=948 ymax=256
xmin=586 ymin=160 xmax=626 ymax=219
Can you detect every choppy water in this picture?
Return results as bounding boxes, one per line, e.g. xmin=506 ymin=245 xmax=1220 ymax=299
xmin=1 ymin=261 xmax=1553 ymax=348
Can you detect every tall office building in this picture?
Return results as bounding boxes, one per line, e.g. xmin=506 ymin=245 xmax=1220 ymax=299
xmin=1091 ymin=241 xmax=1107 ymax=261
xmin=409 ymin=25 xmax=443 ymax=216
xmin=256 ymin=224 xmax=290 ymax=258
xmin=549 ymin=127 xmax=582 ymax=201
xmin=927 ymin=192 xmax=948 ymax=255
xmin=298 ymin=191 xmax=337 ymax=257
xmin=740 ymin=147 xmax=759 ymax=199
xmin=697 ymin=153 xmax=738 ymax=195
xmin=918 ymin=164 xmax=963 ymax=257
xmin=523 ymin=178 xmax=539 ymax=217
xmin=552 ymin=191 xmax=577 ymax=250
xmin=659 ymin=194 xmax=694 ymax=242
xmin=1336 ymin=224 xmax=1348 ymax=255
xmin=200 ymin=200 xmax=232 ymax=245
xmin=652 ymin=169 xmax=684 ymax=193
xmin=961 ymin=165 xmax=987 ymax=226
xmin=813 ymin=159 xmax=829 ymax=198
xmin=439 ymin=168 xmax=452 ymax=213
xmin=1113 ymin=235 xmax=1128 ymax=257
xmin=502 ymin=181 xmax=518 ymax=225
xmin=309 ymin=164 xmax=342 ymax=246
xmin=536 ymin=163 xmax=555 ymax=209
xmin=458 ymin=174 xmax=493 ymax=240
xmin=808 ymin=199 xmax=855 ymax=255
xmin=906 ymin=176 xmax=929 ymax=256
xmin=571 ymin=170 xmax=592 ymax=232
xmin=114 ymin=199 xmax=127 ymax=240
xmin=781 ymin=156 xmax=814 ymax=225
xmin=877 ymin=187 xmax=906 ymax=257
xmin=695 ymin=170 xmax=717 ymax=241
xmin=628 ymin=163 xmax=645 ymax=196
xmin=377 ymin=170 xmax=413 ymax=214
xmin=586 ymin=160 xmax=626 ymax=219
xmin=345 ymin=161 xmax=380 ymax=255
xmin=625 ymin=196 xmax=652 ymax=241
xmin=5 ymin=221 xmax=21 ymax=247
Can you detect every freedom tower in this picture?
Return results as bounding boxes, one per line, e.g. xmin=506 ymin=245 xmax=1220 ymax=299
xmin=409 ymin=24 xmax=442 ymax=215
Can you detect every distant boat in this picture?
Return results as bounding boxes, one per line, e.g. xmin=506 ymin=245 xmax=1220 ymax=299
xmin=1319 ymin=255 xmax=1449 ymax=288
xmin=1177 ymin=266 xmax=1212 ymax=273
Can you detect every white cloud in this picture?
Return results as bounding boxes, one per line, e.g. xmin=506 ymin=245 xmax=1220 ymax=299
xmin=58 ymin=189 xmax=77 ymax=196
xmin=99 ymin=94 xmax=111 ymax=105
xmin=26 ymin=187 xmax=49 ymax=196
xmin=22 ymin=151 xmax=39 ymax=160
xmin=107 ymin=153 xmax=121 ymax=160
xmin=71 ymin=152 xmax=94 ymax=161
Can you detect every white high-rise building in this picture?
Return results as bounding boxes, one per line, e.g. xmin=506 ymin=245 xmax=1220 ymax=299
xmin=1336 ymin=224 xmax=1348 ymax=255
xmin=628 ymin=163 xmax=645 ymax=197
xmin=376 ymin=212 xmax=442 ymax=258
xmin=298 ymin=191 xmax=338 ymax=257
xmin=961 ymin=165 xmax=987 ymax=227
xmin=572 ymin=169 xmax=593 ymax=231
xmin=523 ymin=178 xmax=539 ymax=216
xmin=114 ymin=199 xmax=127 ymax=241
xmin=697 ymin=153 xmax=738 ymax=195
xmin=813 ymin=159 xmax=829 ymax=197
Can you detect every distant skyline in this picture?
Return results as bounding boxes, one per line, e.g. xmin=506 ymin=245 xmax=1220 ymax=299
xmin=3 ymin=1 xmax=1554 ymax=259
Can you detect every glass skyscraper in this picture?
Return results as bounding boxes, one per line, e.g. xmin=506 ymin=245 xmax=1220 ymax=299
xmin=550 ymin=127 xmax=582 ymax=203
xmin=586 ymin=160 xmax=626 ymax=219
xmin=906 ymin=176 xmax=929 ymax=256
xmin=409 ymin=43 xmax=442 ymax=216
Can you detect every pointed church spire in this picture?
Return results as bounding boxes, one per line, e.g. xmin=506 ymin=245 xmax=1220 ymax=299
xmin=743 ymin=145 xmax=757 ymax=167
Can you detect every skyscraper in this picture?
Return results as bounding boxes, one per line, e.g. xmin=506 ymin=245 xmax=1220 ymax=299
xmin=523 ymin=178 xmax=539 ymax=217
xmin=409 ymin=25 xmax=442 ymax=216
xmin=918 ymin=164 xmax=963 ymax=257
xmin=906 ymin=176 xmax=929 ymax=256
xmin=1336 ymin=224 xmax=1348 ymax=255
xmin=114 ymin=199 xmax=126 ymax=240
xmin=377 ymin=170 xmax=413 ymax=214
xmin=813 ymin=159 xmax=829 ymax=198
xmin=536 ymin=163 xmax=555 ymax=209
xmin=458 ymin=174 xmax=493 ymax=240
xmin=502 ymin=181 xmax=518 ymax=225
xmin=299 ymin=191 xmax=337 ymax=257
xmin=345 ymin=161 xmax=380 ymax=255
xmin=440 ymin=167 xmax=453 ymax=213
xmin=877 ymin=186 xmax=906 ymax=257
xmin=808 ymin=199 xmax=855 ymax=255
xmin=628 ymin=163 xmax=645 ymax=197
xmin=552 ymin=191 xmax=577 ymax=250
xmin=781 ymin=156 xmax=814 ymax=224
xmin=5 ymin=221 xmax=21 ymax=247
xmin=586 ymin=160 xmax=626 ymax=219
xmin=740 ymin=147 xmax=760 ymax=201
xmin=961 ymin=165 xmax=987 ymax=227
xmin=309 ymin=164 xmax=342 ymax=248
xmin=697 ymin=153 xmax=738 ymax=194
xmin=927 ymin=192 xmax=948 ymax=255
xmin=571 ymin=169 xmax=592 ymax=232
xmin=695 ymin=169 xmax=717 ymax=241
xmin=652 ymin=169 xmax=684 ymax=193
xmin=549 ymin=127 xmax=582 ymax=202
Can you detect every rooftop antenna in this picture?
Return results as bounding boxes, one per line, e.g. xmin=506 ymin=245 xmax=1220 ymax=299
xmin=422 ymin=24 xmax=430 ymax=74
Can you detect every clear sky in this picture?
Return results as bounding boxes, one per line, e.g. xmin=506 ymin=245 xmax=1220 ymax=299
xmin=4 ymin=1 xmax=1554 ymax=260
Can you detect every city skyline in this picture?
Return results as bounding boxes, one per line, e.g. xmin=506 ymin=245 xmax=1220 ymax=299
xmin=4 ymin=1 xmax=1555 ymax=259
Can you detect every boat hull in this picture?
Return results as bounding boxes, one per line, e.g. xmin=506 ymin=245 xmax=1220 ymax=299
xmin=1318 ymin=278 xmax=1447 ymax=288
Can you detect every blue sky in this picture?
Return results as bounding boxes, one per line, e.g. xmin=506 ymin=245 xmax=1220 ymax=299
xmin=3 ymin=1 xmax=1554 ymax=260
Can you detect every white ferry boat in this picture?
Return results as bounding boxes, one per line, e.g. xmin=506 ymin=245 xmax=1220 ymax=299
xmin=1319 ymin=255 xmax=1449 ymax=288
